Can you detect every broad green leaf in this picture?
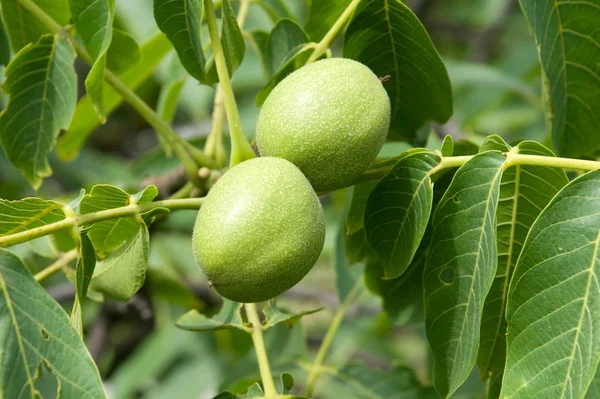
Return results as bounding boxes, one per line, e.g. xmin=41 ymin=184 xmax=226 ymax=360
xmin=344 ymin=228 xmax=375 ymax=264
xmin=365 ymin=150 xmax=440 ymax=278
xmin=71 ymin=0 xmax=116 ymax=120
xmin=304 ymin=0 xmax=351 ymax=41
xmin=266 ymin=19 xmax=309 ymax=77
xmin=0 ymin=34 xmax=77 ymax=189
xmin=176 ymin=299 xmax=247 ymax=332
xmin=322 ymin=364 xmax=437 ymax=399
xmin=106 ymin=28 xmax=141 ymax=73
xmin=255 ymin=46 xmax=313 ymax=106
xmin=344 ymin=0 xmax=453 ymax=141
xmin=245 ymin=29 xmax=270 ymax=78
xmin=502 ymin=168 xmax=600 ymax=398
xmin=477 ymin=140 xmax=568 ymax=378
xmin=90 ymin=223 xmax=149 ymax=300
xmin=0 ymin=0 xmax=70 ymax=52
xmin=0 ymin=249 xmax=107 ymax=398
xmin=346 ymin=181 xmax=378 ymax=235
xmin=0 ymin=17 xmax=10 ymax=67
xmin=0 ymin=198 xmax=65 ymax=238
xmin=57 ymin=33 xmax=172 ymax=161
xmin=79 ymin=184 xmax=157 ymax=257
xmin=262 ymin=301 xmax=322 ymax=329
xmin=365 ymin=254 xmax=426 ymax=326
xmin=441 ymin=135 xmax=454 ymax=157
xmin=520 ymin=0 xmax=600 ymax=157
xmin=154 ymin=0 xmax=206 ymax=81
xmin=204 ymin=0 xmax=246 ymax=84
xmin=424 ymin=151 xmax=506 ymax=397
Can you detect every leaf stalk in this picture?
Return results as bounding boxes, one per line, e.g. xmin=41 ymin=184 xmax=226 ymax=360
xmin=203 ymin=0 xmax=255 ymax=167
xmin=245 ymin=303 xmax=278 ymax=398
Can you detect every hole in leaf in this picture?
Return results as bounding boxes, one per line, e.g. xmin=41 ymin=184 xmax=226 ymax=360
xmin=34 ymin=360 xmax=59 ymax=399
xmin=453 ymin=195 xmax=460 ymax=203
xmin=440 ymin=268 xmax=455 ymax=284
xmin=40 ymin=327 xmax=50 ymax=340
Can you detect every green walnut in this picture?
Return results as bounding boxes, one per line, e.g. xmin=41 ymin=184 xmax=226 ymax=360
xmin=192 ymin=157 xmax=325 ymax=303
xmin=256 ymin=58 xmax=391 ymax=193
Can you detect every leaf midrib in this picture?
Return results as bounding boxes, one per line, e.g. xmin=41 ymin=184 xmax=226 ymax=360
xmin=448 ymin=162 xmax=504 ymax=392
xmin=484 ymin=163 xmax=521 ymax=372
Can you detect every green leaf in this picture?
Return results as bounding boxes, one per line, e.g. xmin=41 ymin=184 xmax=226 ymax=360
xmin=106 ymin=28 xmax=141 ymax=73
xmin=344 ymin=0 xmax=453 ymax=141
xmin=304 ymin=0 xmax=351 ymax=41
xmin=0 ymin=34 xmax=77 ymax=189
xmin=246 ymin=383 xmax=264 ymax=398
xmin=501 ymin=168 xmax=600 ymax=398
xmin=322 ymin=364 xmax=437 ymax=399
xmin=154 ymin=0 xmax=206 ymax=81
xmin=79 ymin=185 xmax=151 ymax=257
xmin=423 ymin=151 xmax=506 ymax=397
xmin=441 ymin=135 xmax=454 ymax=157
xmin=519 ymin=0 xmax=600 ymax=157
xmin=176 ymin=299 xmax=247 ymax=332
xmin=57 ymin=33 xmax=172 ymax=161
xmin=280 ymin=372 xmax=294 ymax=394
xmin=262 ymin=301 xmax=322 ymax=329
xmin=0 ymin=0 xmax=70 ymax=52
xmin=255 ymin=45 xmax=313 ymax=106
xmin=245 ymin=29 xmax=270 ymax=79
xmin=364 ymin=254 xmax=426 ymax=326
xmin=90 ymin=223 xmax=149 ymax=300
xmin=71 ymin=232 xmax=95 ymax=336
xmin=0 ymin=198 xmax=65 ymax=237
xmin=204 ymin=0 xmax=246 ymax=84
xmin=75 ymin=233 xmax=96 ymax=300
xmin=477 ymin=140 xmax=568 ymax=378
xmin=0 ymin=249 xmax=107 ymax=398
xmin=346 ymin=181 xmax=379 ymax=236
xmin=265 ymin=19 xmax=309 ymax=77
xmin=365 ymin=150 xmax=440 ymax=279
xmin=71 ymin=0 xmax=115 ymax=120
xmin=0 ymin=17 xmax=11 ymax=67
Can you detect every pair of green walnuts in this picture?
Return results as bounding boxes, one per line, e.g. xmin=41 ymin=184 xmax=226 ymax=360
xmin=193 ymin=58 xmax=391 ymax=303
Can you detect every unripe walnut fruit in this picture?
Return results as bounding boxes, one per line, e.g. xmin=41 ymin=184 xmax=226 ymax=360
xmin=192 ymin=157 xmax=325 ymax=303
xmin=256 ymin=58 xmax=391 ymax=193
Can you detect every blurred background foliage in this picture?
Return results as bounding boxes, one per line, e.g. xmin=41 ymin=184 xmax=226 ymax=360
xmin=0 ymin=0 xmax=547 ymax=397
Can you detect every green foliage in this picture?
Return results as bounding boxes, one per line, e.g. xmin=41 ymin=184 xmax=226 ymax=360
xmin=365 ymin=150 xmax=439 ymax=278
xmin=154 ymin=0 xmax=206 ymax=81
xmin=0 ymin=34 xmax=77 ymax=188
xmin=0 ymin=0 xmax=70 ymax=51
xmin=344 ymin=0 xmax=453 ymax=141
xmin=1 ymin=1 xmax=600 ymax=398
xmin=71 ymin=0 xmax=115 ymax=120
xmin=520 ymin=0 xmax=600 ymax=158
xmin=0 ymin=250 xmax=107 ymax=398
xmin=90 ymin=223 xmax=149 ymax=300
xmin=424 ymin=152 xmax=506 ymax=397
xmin=56 ymin=33 xmax=172 ymax=161
xmin=502 ymin=169 xmax=600 ymax=398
